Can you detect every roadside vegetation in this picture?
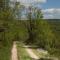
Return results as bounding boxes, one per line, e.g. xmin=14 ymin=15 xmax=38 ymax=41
xmin=0 ymin=45 xmax=12 ymax=60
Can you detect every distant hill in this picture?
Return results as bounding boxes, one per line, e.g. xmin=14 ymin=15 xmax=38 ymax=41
xmin=47 ymin=19 xmax=60 ymax=39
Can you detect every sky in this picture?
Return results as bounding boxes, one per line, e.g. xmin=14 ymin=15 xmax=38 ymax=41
xmin=42 ymin=0 xmax=60 ymax=9
xmin=42 ymin=0 xmax=60 ymax=19
xmin=11 ymin=0 xmax=60 ymax=19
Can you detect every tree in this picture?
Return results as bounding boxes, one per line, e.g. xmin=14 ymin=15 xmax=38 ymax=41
xmin=12 ymin=1 xmax=25 ymax=20
xmin=25 ymin=6 xmax=43 ymax=44
xmin=33 ymin=8 xmax=43 ymax=20
xmin=0 ymin=0 xmax=16 ymax=46
xmin=0 ymin=0 xmax=9 ymax=10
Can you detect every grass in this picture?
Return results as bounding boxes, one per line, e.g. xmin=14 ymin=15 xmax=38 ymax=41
xmin=0 ymin=44 xmax=12 ymax=60
xmin=32 ymin=48 xmax=49 ymax=58
xmin=49 ymin=48 xmax=60 ymax=60
xmin=17 ymin=42 xmax=32 ymax=60
xmin=32 ymin=48 xmax=59 ymax=60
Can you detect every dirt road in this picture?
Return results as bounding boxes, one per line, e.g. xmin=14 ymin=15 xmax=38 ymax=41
xmin=25 ymin=46 xmax=39 ymax=60
xmin=11 ymin=42 xmax=18 ymax=60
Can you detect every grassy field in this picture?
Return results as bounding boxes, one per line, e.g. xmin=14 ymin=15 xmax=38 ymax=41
xmin=32 ymin=48 xmax=59 ymax=60
xmin=0 ymin=45 xmax=12 ymax=60
xmin=32 ymin=48 xmax=49 ymax=58
xmin=17 ymin=42 xmax=32 ymax=60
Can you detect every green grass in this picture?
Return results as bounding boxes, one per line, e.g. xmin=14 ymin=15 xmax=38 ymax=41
xmin=32 ymin=48 xmax=49 ymax=58
xmin=32 ymin=48 xmax=59 ymax=60
xmin=0 ymin=45 xmax=12 ymax=60
xmin=17 ymin=42 xmax=32 ymax=60
xmin=49 ymin=48 xmax=60 ymax=59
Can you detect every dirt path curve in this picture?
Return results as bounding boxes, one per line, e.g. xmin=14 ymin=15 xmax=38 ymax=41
xmin=11 ymin=42 xmax=18 ymax=60
xmin=25 ymin=46 xmax=39 ymax=60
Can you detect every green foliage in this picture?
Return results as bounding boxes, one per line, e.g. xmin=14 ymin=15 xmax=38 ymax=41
xmin=47 ymin=19 xmax=60 ymax=58
xmin=0 ymin=0 xmax=60 ymax=59
xmin=17 ymin=42 xmax=32 ymax=60
xmin=0 ymin=45 xmax=12 ymax=60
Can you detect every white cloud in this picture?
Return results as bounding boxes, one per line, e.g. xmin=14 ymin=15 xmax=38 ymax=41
xmin=44 ymin=14 xmax=54 ymax=19
xmin=42 ymin=8 xmax=60 ymax=19
xmin=34 ymin=0 xmax=47 ymax=3
xmin=42 ymin=8 xmax=60 ymax=14
xmin=17 ymin=0 xmax=47 ymax=7
xmin=42 ymin=9 xmax=54 ymax=14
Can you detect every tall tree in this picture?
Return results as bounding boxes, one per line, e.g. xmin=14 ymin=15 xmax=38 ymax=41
xmin=13 ymin=1 xmax=25 ymax=20
xmin=26 ymin=6 xmax=43 ymax=44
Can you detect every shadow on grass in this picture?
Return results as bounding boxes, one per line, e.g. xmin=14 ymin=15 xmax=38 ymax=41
xmin=31 ymin=58 xmax=53 ymax=60
xmin=20 ymin=46 xmax=42 ymax=49
xmin=32 ymin=58 xmax=54 ymax=60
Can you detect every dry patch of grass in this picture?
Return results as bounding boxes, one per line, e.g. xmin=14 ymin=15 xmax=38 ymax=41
xmin=17 ymin=42 xmax=32 ymax=60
